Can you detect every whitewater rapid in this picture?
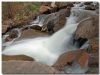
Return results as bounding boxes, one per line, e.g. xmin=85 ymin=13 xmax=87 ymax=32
xmin=2 ymin=11 xmax=79 ymax=66
xmin=2 ymin=2 xmax=97 ymax=67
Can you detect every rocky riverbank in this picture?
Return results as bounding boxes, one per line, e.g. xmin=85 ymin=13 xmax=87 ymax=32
xmin=2 ymin=2 xmax=99 ymax=74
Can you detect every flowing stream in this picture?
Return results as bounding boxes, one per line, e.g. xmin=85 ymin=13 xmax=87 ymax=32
xmin=2 ymin=2 xmax=98 ymax=73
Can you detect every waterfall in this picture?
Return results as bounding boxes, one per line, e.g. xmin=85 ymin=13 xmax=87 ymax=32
xmin=2 ymin=2 xmax=96 ymax=67
xmin=47 ymin=15 xmax=79 ymax=55
xmin=2 ymin=8 xmax=79 ymax=66
xmin=30 ymin=14 xmax=51 ymax=27
xmin=2 ymin=8 xmax=80 ymax=66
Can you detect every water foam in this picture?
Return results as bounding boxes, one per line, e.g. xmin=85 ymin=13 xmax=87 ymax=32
xmin=2 ymin=2 xmax=96 ymax=67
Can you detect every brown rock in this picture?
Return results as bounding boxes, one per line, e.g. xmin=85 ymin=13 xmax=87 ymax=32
xmin=2 ymin=19 xmax=13 ymax=33
xmin=88 ymin=38 xmax=99 ymax=66
xmin=5 ymin=36 xmax=13 ymax=42
xmin=55 ymin=2 xmax=73 ymax=8
xmin=19 ymin=29 xmax=48 ymax=39
xmin=39 ymin=5 xmax=51 ymax=14
xmin=53 ymin=49 xmax=88 ymax=70
xmin=39 ymin=2 xmax=73 ymax=14
xmin=54 ymin=9 xmax=67 ymax=31
xmin=2 ymin=61 xmax=60 ymax=74
xmin=75 ymin=15 xmax=99 ymax=40
xmin=2 ymin=25 xmax=9 ymax=34
xmin=78 ymin=52 xmax=89 ymax=68
xmin=89 ymin=38 xmax=99 ymax=53
xmin=2 ymin=55 xmax=34 ymax=61
xmin=41 ymin=8 xmax=69 ymax=32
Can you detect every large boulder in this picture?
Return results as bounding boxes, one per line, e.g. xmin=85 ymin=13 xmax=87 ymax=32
xmin=41 ymin=7 xmax=71 ymax=32
xmin=74 ymin=15 xmax=99 ymax=40
xmin=39 ymin=2 xmax=73 ymax=14
xmin=53 ymin=49 xmax=89 ymax=71
xmin=2 ymin=61 xmax=60 ymax=74
xmin=53 ymin=47 xmax=98 ymax=74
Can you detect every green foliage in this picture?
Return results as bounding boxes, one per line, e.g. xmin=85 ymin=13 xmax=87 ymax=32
xmin=15 ymin=3 xmax=40 ymax=20
xmin=24 ymin=3 xmax=40 ymax=13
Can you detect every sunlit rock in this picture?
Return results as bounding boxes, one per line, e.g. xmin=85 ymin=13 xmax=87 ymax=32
xmin=74 ymin=15 xmax=99 ymax=40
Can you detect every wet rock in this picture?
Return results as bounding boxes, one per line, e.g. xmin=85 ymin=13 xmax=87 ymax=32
xmin=2 ymin=13 xmax=38 ymax=35
xmin=53 ymin=49 xmax=88 ymax=71
xmin=46 ymin=20 xmax=55 ymax=34
xmin=78 ymin=52 xmax=89 ymax=68
xmin=53 ymin=48 xmax=98 ymax=74
xmin=41 ymin=8 xmax=68 ymax=32
xmin=85 ymin=5 xmax=95 ymax=10
xmin=2 ymin=55 xmax=34 ymax=61
xmin=30 ymin=25 xmax=42 ymax=30
xmin=5 ymin=36 xmax=13 ymax=42
xmin=84 ymin=2 xmax=99 ymax=10
xmin=73 ymin=37 xmax=88 ymax=48
xmin=3 ymin=28 xmax=20 ymax=42
xmin=2 ymin=61 xmax=60 ymax=74
xmin=74 ymin=15 xmax=99 ymax=40
xmin=64 ymin=61 xmax=88 ymax=74
xmin=84 ymin=2 xmax=92 ymax=5
xmin=19 ymin=29 xmax=48 ymax=39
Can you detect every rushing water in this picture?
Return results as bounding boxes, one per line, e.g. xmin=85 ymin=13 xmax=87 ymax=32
xmin=2 ymin=28 xmax=22 ymax=47
xmin=2 ymin=7 xmax=80 ymax=65
xmin=2 ymin=2 xmax=98 ymax=73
